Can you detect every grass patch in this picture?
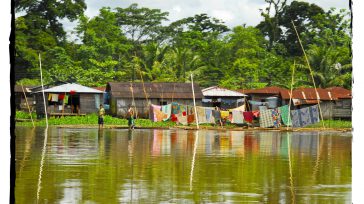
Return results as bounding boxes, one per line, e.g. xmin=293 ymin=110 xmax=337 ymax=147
xmin=16 ymin=110 xmax=37 ymax=120
xmin=15 ymin=111 xmax=352 ymax=129
xmin=305 ymin=120 xmax=352 ymax=128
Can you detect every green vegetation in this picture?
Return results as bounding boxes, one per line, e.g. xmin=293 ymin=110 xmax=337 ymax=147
xmin=305 ymin=120 xmax=352 ymax=129
xmin=15 ymin=111 xmax=351 ymax=129
xmin=16 ymin=110 xmax=37 ymax=120
xmin=15 ymin=1 xmax=351 ymax=90
xmin=15 ymin=113 xmax=178 ymax=128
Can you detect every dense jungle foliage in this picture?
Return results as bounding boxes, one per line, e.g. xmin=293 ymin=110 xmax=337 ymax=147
xmin=14 ymin=0 xmax=351 ymax=89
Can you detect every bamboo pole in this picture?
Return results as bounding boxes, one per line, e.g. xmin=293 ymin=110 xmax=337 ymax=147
xmin=130 ymin=82 xmax=138 ymax=119
xmin=291 ymin=21 xmax=325 ymax=129
xmin=287 ymin=61 xmax=295 ymax=131
xmin=21 ymin=83 xmax=35 ymax=128
xmin=191 ymin=73 xmax=199 ymax=129
xmin=189 ymin=131 xmax=199 ymax=191
xmin=287 ymin=133 xmax=296 ymax=203
xmin=39 ymin=53 xmax=48 ymax=127
xmin=36 ymin=127 xmax=48 ymax=203
xmin=137 ymin=67 xmax=150 ymax=116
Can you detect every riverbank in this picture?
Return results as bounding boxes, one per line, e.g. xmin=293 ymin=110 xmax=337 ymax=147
xmin=15 ymin=112 xmax=352 ymax=132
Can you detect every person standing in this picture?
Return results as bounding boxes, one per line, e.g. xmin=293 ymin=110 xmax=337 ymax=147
xmin=127 ymin=105 xmax=135 ymax=130
xmin=98 ymin=104 xmax=105 ymax=129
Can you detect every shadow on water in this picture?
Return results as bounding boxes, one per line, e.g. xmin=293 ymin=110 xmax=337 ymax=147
xmin=14 ymin=128 xmax=352 ymax=203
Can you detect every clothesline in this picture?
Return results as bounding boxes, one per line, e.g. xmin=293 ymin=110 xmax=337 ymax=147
xmin=148 ymin=102 xmax=320 ymax=128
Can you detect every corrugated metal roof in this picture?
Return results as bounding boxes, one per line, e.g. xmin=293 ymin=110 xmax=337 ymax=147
xmin=38 ymin=83 xmax=103 ymax=93
xmin=292 ymin=88 xmax=333 ymax=100
xmin=107 ymin=82 xmax=203 ymax=99
xmin=238 ymin=86 xmax=351 ymax=101
xmin=326 ymin=87 xmax=352 ymax=99
xmin=239 ymin=86 xmax=291 ymax=99
xmin=202 ymin=86 xmax=247 ymax=97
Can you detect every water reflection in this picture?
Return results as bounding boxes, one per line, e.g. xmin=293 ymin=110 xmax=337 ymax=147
xmin=15 ymin=127 xmax=352 ymax=203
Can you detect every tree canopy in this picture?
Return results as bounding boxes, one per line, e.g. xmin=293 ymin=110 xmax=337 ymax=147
xmin=14 ymin=1 xmax=352 ymax=89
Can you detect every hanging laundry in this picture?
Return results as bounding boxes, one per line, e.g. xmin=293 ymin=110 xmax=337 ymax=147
xmin=290 ymin=109 xmax=301 ymax=127
xmin=252 ymin=110 xmax=260 ymax=118
xmin=220 ymin=111 xmax=230 ymax=120
xmin=187 ymin=114 xmax=195 ymax=124
xmin=59 ymin=93 xmax=65 ymax=100
xmin=196 ymin=107 xmax=207 ymax=124
xmin=94 ymin=94 xmax=100 ymax=109
xmin=161 ymin=104 xmax=172 ymax=121
xmin=290 ymin=105 xmax=319 ymax=127
xmin=51 ymin=94 xmax=59 ymax=102
xmin=299 ymin=107 xmax=312 ymax=127
xmin=150 ymin=104 xmax=162 ymax=122
xmin=243 ymin=112 xmax=254 ymax=123
xmin=64 ymin=94 xmax=69 ymax=104
xmin=271 ymin=109 xmax=281 ymax=128
xmin=170 ymin=114 xmax=178 ymax=122
xmin=205 ymin=108 xmax=215 ymax=124
xmin=171 ymin=102 xmax=180 ymax=114
xmin=177 ymin=113 xmax=188 ymax=125
xmin=278 ymin=105 xmax=292 ymax=126
xmin=309 ymin=105 xmax=320 ymax=124
xmin=156 ymin=109 xmax=165 ymax=122
xmin=232 ymin=110 xmax=244 ymax=124
xmin=48 ymin=94 xmax=52 ymax=101
xmin=259 ymin=109 xmax=274 ymax=128
xmin=213 ymin=110 xmax=221 ymax=120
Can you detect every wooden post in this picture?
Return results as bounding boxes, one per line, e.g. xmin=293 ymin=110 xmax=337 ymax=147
xmin=287 ymin=61 xmax=295 ymax=131
xmin=21 ymin=84 xmax=35 ymax=128
xmin=191 ymin=73 xmax=199 ymax=129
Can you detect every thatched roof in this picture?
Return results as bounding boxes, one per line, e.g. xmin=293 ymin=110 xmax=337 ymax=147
xmin=106 ymin=82 xmax=203 ymax=99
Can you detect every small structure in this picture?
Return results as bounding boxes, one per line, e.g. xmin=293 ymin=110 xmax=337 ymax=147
xmin=14 ymin=85 xmax=36 ymax=111
xmin=34 ymin=83 xmax=104 ymax=117
xmin=106 ymin=82 xmax=203 ymax=118
xmin=326 ymin=87 xmax=352 ymax=119
xmin=239 ymin=86 xmax=291 ymax=110
xmin=291 ymin=87 xmax=351 ymax=119
xmin=201 ymin=86 xmax=247 ymax=110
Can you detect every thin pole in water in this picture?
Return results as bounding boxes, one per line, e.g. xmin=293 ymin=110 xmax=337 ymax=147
xmin=287 ymin=133 xmax=296 ymax=203
xmin=191 ymin=73 xmax=199 ymax=129
xmin=189 ymin=131 xmax=199 ymax=191
xmin=39 ymin=53 xmax=48 ymax=128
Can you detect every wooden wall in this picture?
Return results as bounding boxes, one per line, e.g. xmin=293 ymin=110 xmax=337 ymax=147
xmin=110 ymin=97 xmax=202 ymax=118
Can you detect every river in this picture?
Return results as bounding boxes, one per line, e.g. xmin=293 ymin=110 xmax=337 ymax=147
xmin=15 ymin=127 xmax=352 ymax=203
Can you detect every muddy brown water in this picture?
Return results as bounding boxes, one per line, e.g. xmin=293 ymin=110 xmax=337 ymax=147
xmin=15 ymin=127 xmax=351 ymax=203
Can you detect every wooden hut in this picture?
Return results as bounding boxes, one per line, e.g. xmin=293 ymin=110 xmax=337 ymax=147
xmin=106 ymin=82 xmax=203 ymax=118
xmin=239 ymin=86 xmax=291 ymax=110
xmin=289 ymin=87 xmax=352 ymax=120
xmin=201 ymin=86 xmax=247 ymax=110
xmin=326 ymin=87 xmax=352 ymax=119
xmin=34 ymin=83 xmax=104 ymax=118
xmin=14 ymin=85 xmax=36 ymax=111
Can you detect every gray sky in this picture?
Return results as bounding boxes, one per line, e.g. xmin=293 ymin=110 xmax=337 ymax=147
xmin=62 ymin=0 xmax=349 ymax=38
